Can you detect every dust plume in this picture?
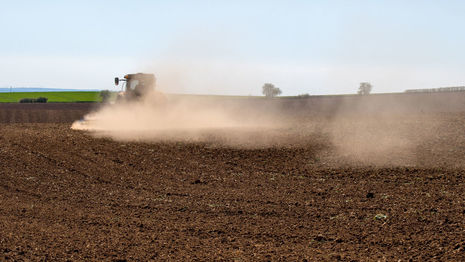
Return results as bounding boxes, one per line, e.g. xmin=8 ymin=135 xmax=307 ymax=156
xmin=71 ymin=92 xmax=313 ymax=148
xmin=315 ymin=95 xmax=441 ymax=166
xmin=325 ymin=114 xmax=417 ymax=166
xmin=72 ymin=91 xmax=443 ymax=166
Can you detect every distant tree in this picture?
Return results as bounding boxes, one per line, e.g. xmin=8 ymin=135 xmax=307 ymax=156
xmin=298 ymin=93 xmax=310 ymax=98
xmin=100 ymin=90 xmax=111 ymax=102
xmin=262 ymin=83 xmax=282 ymax=98
xmin=358 ymin=82 xmax=372 ymax=95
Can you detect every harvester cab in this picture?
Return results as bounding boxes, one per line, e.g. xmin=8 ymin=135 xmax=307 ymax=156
xmin=115 ymin=73 xmax=156 ymax=100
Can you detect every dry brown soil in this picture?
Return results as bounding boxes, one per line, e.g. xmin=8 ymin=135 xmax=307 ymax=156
xmin=1 ymin=101 xmax=465 ymax=261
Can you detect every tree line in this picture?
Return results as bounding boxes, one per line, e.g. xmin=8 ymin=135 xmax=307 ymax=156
xmin=262 ymin=82 xmax=373 ymax=97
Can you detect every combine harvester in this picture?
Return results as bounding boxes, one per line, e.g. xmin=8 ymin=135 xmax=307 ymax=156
xmin=114 ymin=73 xmax=157 ymax=101
xmin=72 ymin=73 xmax=163 ymax=130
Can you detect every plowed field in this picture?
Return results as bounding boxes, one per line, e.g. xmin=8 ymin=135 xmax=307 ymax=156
xmin=1 ymin=101 xmax=465 ymax=261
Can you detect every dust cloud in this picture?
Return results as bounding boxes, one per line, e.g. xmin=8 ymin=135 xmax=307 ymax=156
xmin=72 ymin=89 xmax=444 ymax=167
xmin=326 ymin=115 xmax=418 ymax=166
xmin=320 ymin=94 xmax=445 ymax=166
xmin=71 ymin=91 xmax=307 ymax=148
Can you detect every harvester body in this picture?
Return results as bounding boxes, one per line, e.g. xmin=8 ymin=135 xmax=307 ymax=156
xmin=115 ymin=73 xmax=156 ymax=101
xmin=72 ymin=73 xmax=161 ymax=130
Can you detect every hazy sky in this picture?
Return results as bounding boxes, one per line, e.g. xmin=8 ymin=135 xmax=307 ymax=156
xmin=2 ymin=0 xmax=465 ymax=95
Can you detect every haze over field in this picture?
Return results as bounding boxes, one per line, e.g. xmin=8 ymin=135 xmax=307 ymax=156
xmin=71 ymin=91 xmax=447 ymax=167
xmin=2 ymin=1 xmax=465 ymax=95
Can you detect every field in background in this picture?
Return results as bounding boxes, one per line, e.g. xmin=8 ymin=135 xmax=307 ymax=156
xmin=2 ymin=90 xmax=465 ymax=106
xmin=0 ymin=91 xmax=101 ymax=103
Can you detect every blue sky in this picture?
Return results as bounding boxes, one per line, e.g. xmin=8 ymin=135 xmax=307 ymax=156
xmin=1 ymin=0 xmax=465 ymax=95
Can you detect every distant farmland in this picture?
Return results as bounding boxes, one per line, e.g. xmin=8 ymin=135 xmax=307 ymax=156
xmin=0 ymin=91 xmax=101 ymax=103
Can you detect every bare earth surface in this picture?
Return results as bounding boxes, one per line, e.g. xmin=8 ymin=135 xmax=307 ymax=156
xmin=1 ymin=101 xmax=465 ymax=261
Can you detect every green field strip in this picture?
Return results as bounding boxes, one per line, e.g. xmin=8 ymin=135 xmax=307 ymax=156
xmin=0 ymin=92 xmax=102 ymax=103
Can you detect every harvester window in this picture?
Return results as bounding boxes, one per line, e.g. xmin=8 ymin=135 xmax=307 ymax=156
xmin=128 ymin=80 xmax=139 ymax=90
